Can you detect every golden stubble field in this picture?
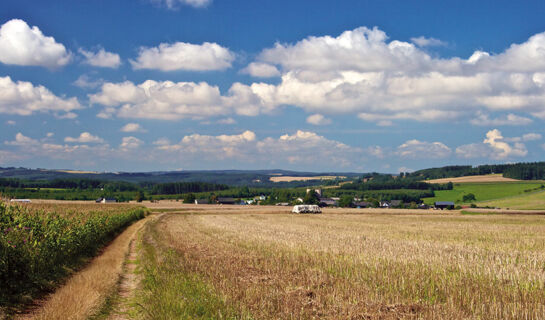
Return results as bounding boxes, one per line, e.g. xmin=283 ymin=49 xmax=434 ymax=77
xmin=145 ymin=206 xmax=545 ymax=319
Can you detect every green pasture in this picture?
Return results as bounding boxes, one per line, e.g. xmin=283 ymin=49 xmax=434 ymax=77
xmin=475 ymin=189 xmax=545 ymax=210
xmin=423 ymin=182 xmax=545 ymax=205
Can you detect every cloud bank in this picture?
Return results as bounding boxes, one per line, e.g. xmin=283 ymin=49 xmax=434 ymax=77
xmin=239 ymin=26 xmax=545 ymax=124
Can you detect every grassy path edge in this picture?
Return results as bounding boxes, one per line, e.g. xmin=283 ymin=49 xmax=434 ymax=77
xmin=133 ymin=214 xmax=248 ymax=320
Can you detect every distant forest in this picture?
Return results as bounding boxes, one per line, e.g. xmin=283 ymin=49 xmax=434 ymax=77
xmin=406 ymin=162 xmax=545 ymax=180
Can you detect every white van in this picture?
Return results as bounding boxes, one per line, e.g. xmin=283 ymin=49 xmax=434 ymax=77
xmin=291 ymin=204 xmax=322 ymax=214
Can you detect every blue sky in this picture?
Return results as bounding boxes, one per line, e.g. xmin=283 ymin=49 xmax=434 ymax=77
xmin=1 ymin=0 xmax=545 ymax=173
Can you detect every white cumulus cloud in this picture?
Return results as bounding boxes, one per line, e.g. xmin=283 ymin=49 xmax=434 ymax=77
xmin=90 ymin=79 xmax=271 ymax=120
xmin=5 ymin=132 xmax=40 ymax=146
xmin=470 ymin=112 xmax=533 ymax=126
xmin=155 ymin=130 xmax=361 ymax=167
xmin=0 ymin=19 xmax=71 ymax=68
xmin=79 ymin=48 xmax=121 ymax=68
xmin=237 ymin=26 xmax=545 ymax=123
xmin=73 ymin=74 xmax=105 ymax=89
xmin=120 ymin=123 xmax=147 ymax=133
xmin=396 ymin=140 xmax=452 ymax=159
xmin=130 ymin=41 xmax=234 ymax=71
xmin=456 ymin=129 xmax=528 ymax=160
xmin=306 ymin=114 xmax=331 ymax=125
xmin=410 ymin=36 xmax=447 ymax=47
xmin=0 ymin=76 xmax=81 ymax=117
xmin=64 ymin=132 xmax=104 ymax=143
xmin=120 ymin=136 xmax=144 ymax=149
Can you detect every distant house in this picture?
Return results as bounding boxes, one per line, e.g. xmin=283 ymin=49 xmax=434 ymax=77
xmin=96 ymin=198 xmax=116 ymax=203
xmin=354 ymin=201 xmax=371 ymax=208
xmin=379 ymin=201 xmax=390 ymax=208
xmin=319 ymin=198 xmax=337 ymax=207
xmin=217 ymin=197 xmax=236 ymax=205
xmin=418 ymin=203 xmax=430 ymax=209
xmin=435 ymin=201 xmax=455 ymax=210
xmin=390 ymin=200 xmax=403 ymax=208
xmin=194 ymin=199 xmax=209 ymax=205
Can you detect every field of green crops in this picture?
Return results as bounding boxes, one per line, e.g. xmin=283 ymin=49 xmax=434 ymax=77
xmin=423 ymin=182 xmax=545 ymax=205
xmin=0 ymin=201 xmax=148 ymax=311
xmin=475 ymin=189 xmax=545 ymax=210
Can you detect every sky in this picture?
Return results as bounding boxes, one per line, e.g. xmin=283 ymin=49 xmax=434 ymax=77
xmin=1 ymin=0 xmax=545 ymax=173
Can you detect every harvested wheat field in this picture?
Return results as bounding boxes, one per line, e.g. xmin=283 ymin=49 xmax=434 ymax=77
xmin=269 ymin=175 xmax=345 ymax=182
xmin=135 ymin=209 xmax=545 ymax=319
xmin=425 ymin=174 xmax=520 ymax=184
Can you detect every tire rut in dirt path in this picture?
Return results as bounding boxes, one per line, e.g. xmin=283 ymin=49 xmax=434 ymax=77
xmin=106 ymin=237 xmax=141 ymax=320
xmin=107 ymin=213 xmax=165 ymax=320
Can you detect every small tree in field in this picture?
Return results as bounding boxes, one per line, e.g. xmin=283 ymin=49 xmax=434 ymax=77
xmin=462 ymin=193 xmax=476 ymax=202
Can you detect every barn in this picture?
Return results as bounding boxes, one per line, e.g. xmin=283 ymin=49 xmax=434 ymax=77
xmin=435 ymin=201 xmax=455 ymax=210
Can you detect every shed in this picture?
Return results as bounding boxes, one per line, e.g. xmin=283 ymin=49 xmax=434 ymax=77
xmin=217 ymin=197 xmax=236 ymax=205
xmin=194 ymin=199 xmax=209 ymax=205
xmin=435 ymin=201 xmax=454 ymax=210
xmin=319 ymin=198 xmax=337 ymax=207
xmin=354 ymin=201 xmax=371 ymax=208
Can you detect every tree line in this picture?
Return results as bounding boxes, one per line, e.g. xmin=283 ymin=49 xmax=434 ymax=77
xmin=406 ymin=162 xmax=545 ymax=180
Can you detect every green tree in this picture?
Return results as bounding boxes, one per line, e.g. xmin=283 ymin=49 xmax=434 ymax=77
xmin=462 ymin=193 xmax=476 ymax=202
xmin=135 ymin=190 xmax=145 ymax=203
xmin=338 ymin=195 xmax=353 ymax=208
xmin=183 ymin=193 xmax=196 ymax=204
xmin=303 ymin=190 xmax=319 ymax=204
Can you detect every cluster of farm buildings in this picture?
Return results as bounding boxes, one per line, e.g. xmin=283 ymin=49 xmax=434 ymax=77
xmin=193 ymin=189 xmax=455 ymax=210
